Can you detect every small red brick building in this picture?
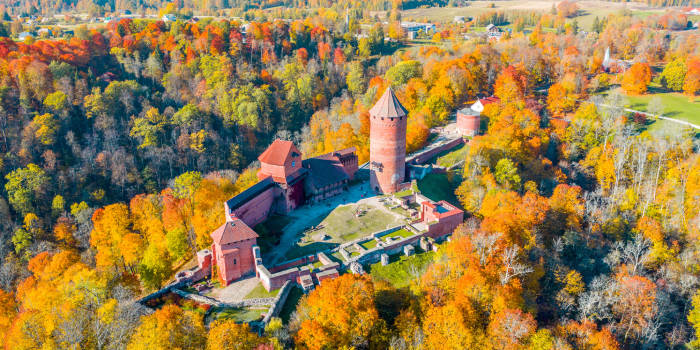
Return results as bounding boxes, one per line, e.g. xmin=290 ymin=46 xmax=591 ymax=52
xmin=420 ymin=200 xmax=464 ymax=239
xmin=210 ymin=218 xmax=259 ymax=286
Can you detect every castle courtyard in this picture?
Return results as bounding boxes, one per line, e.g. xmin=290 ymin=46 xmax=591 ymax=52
xmin=263 ymin=182 xmax=415 ymax=264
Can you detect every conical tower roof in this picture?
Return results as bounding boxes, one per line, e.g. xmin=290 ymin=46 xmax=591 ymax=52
xmin=369 ymin=88 xmax=408 ymax=119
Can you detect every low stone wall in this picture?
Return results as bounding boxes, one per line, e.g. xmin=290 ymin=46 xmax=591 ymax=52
xmin=137 ymin=280 xmax=188 ymax=305
xmin=373 ymin=226 xmax=402 ymax=239
xmin=263 ymin=281 xmax=292 ymax=324
xmin=258 ymin=264 xmax=307 ymax=292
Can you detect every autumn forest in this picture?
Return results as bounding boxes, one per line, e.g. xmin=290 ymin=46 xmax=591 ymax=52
xmin=0 ymin=0 xmax=699 ymax=349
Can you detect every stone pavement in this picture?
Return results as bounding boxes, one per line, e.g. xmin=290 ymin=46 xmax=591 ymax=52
xmin=205 ymin=276 xmax=259 ymax=304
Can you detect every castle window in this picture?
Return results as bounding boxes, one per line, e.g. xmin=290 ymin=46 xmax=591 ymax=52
xmin=292 ymin=161 xmax=296 ymax=167
xmin=390 ymin=117 xmax=394 ymax=121
xmin=233 ymin=259 xmax=237 ymax=264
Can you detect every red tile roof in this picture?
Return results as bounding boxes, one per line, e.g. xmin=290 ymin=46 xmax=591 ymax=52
xmin=369 ymin=88 xmax=408 ymax=119
xmin=211 ymin=219 xmax=259 ymax=245
xmin=479 ymin=96 xmax=500 ymax=105
xmin=258 ymin=139 xmax=301 ymax=166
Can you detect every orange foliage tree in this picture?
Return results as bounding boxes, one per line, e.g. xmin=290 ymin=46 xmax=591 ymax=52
xmin=621 ymin=62 xmax=652 ymax=95
xmin=293 ymin=274 xmax=387 ymax=349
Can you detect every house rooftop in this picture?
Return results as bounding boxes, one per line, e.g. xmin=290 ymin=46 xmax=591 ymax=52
xmin=479 ymin=96 xmax=500 ymax=105
xmin=258 ymin=139 xmax=301 ymax=166
xmin=302 ymin=152 xmax=351 ymax=191
xmin=211 ymin=219 xmax=259 ymax=246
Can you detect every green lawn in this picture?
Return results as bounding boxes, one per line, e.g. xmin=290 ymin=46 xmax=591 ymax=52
xmin=361 ymin=239 xmax=379 ymax=250
xmin=368 ymin=250 xmax=436 ymax=288
xmin=210 ymin=306 xmax=267 ymax=323
xmin=244 ymin=283 xmax=280 ymax=299
xmin=382 ymin=228 xmax=415 ymax=241
xmin=624 ymin=92 xmax=700 ymax=126
xmin=436 ymin=143 xmax=469 ymax=168
xmin=285 ymin=202 xmax=407 ymax=260
xmin=417 ymin=172 xmax=461 ymax=208
xmin=322 ymin=205 xmax=404 ymax=241
xmin=394 ymin=188 xmax=414 ymax=198
xmin=330 ymin=251 xmax=345 ymax=263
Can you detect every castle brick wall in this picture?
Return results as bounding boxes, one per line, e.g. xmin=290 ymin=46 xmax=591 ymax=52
xmin=426 ymin=210 xmax=464 ymax=239
xmin=269 ymin=255 xmax=317 ymax=273
xmin=407 ymin=137 xmax=464 ymax=165
xmin=229 ymin=186 xmax=276 ymax=228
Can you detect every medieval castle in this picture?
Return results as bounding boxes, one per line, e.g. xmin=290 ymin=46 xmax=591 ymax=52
xmin=186 ymin=88 xmax=465 ymax=291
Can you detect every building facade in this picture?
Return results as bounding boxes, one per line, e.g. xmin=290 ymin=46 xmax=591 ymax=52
xmin=210 ymin=219 xmax=259 ymax=286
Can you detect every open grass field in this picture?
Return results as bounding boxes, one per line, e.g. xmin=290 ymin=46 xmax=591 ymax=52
xmin=599 ymin=87 xmax=700 ymax=134
xmin=625 ymin=93 xmax=700 ymax=126
xmin=317 ymin=204 xmax=405 ymax=241
xmin=368 ymin=250 xmax=436 ymax=288
xmin=399 ymin=1 xmax=661 ymax=31
xmin=382 ymin=228 xmax=415 ymax=240
xmin=361 ymin=239 xmax=379 ymax=250
xmin=244 ymin=283 xmax=280 ymax=299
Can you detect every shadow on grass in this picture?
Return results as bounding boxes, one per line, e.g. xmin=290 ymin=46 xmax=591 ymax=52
xmin=280 ymin=285 xmax=304 ymax=324
xmin=284 ymin=241 xmax=340 ymax=261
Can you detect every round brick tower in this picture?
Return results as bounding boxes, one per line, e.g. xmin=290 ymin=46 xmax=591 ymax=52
xmin=369 ymin=88 xmax=409 ymax=194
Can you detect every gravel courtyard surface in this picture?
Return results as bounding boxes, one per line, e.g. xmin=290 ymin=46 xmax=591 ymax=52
xmin=206 ymin=276 xmax=259 ymax=304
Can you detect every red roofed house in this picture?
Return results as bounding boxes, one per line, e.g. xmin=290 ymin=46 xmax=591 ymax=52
xmin=210 ymin=219 xmax=259 ymax=286
xmin=470 ymin=96 xmax=500 ymax=114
